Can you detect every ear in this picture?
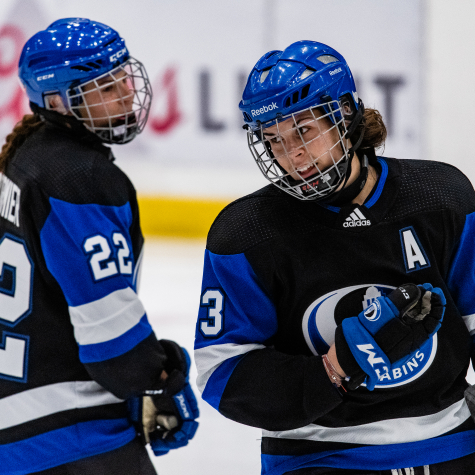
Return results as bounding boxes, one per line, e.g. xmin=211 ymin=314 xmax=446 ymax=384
xmin=44 ymin=94 xmax=69 ymax=115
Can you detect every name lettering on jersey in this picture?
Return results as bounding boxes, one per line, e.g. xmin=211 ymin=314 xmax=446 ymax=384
xmin=343 ymin=208 xmax=371 ymax=228
xmin=399 ymin=226 xmax=430 ymax=273
xmin=0 ymin=174 xmax=21 ymax=227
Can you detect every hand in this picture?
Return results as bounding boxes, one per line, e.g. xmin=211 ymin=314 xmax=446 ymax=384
xmin=146 ymin=380 xmax=200 ymax=456
xmin=335 ymin=283 xmax=446 ymax=390
xmin=127 ymin=344 xmax=200 ymax=454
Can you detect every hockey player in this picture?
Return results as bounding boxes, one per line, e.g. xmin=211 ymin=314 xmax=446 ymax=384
xmin=194 ymin=40 xmax=475 ymax=474
xmin=0 ymin=18 xmax=198 ymax=474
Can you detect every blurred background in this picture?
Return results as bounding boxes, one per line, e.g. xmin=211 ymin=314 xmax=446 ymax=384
xmin=0 ymin=0 xmax=474 ymax=473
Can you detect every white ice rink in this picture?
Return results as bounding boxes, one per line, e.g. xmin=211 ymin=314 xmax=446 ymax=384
xmin=139 ymin=237 xmax=262 ymax=475
xmin=140 ymin=237 xmax=475 ymax=475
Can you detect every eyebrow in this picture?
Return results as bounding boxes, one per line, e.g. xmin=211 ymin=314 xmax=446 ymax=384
xmin=263 ymin=114 xmax=314 ymax=137
xmin=97 ymin=76 xmax=115 ymax=86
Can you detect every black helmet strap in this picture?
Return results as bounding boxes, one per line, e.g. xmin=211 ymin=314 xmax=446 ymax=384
xmin=319 ymin=153 xmax=369 ymax=206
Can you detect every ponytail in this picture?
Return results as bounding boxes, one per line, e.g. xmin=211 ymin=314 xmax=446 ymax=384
xmin=359 ymin=107 xmax=387 ymax=151
xmin=0 ymin=114 xmax=44 ymax=173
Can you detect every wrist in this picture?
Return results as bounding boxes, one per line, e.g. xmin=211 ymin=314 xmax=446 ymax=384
xmin=322 ymin=346 xmax=347 ymax=392
xmin=327 ymin=344 xmax=346 ymax=377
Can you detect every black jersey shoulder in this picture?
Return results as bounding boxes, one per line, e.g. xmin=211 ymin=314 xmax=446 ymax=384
xmin=9 ymin=123 xmax=134 ymax=207
xmin=207 ymin=184 xmax=291 ymax=255
xmin=383 ymin=158 xmax=475 ymax=222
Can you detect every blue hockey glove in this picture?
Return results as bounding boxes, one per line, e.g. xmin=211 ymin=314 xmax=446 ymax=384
xmin=127 ymin=343 xmax=199 ymax=455
xmin=335 ymin=283 xmax=446 ymax=390
xmin=147 ymin=379 xmax=200 ymax=456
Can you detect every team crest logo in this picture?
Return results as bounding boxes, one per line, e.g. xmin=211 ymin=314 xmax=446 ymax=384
xmin=363 ymin=300 xmax=381 ymax=322
xmin=302 ymin=284 xmax=438 ymax=389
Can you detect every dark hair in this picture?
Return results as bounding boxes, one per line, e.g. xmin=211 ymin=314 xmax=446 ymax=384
xmin=358 ymin=107 xmax=387 ymax=151
xmin=0 ymin=114 xmax=44 ymax=173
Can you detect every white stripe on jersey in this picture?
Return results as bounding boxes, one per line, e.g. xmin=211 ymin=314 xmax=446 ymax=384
xmin=133 ymin=246 xmax=144 ymax=292
xmin=263 ymin=398 xmax=470 ymax=446
xmin=0 ymin=381 xmax=123 ymax=430
xmin=462 ymin=313 xmax=475 ymax=335
xmin=69 ymin=286 xmax=145 ymax=345
xmin=195 ymin=343 xmax=265 ymax=393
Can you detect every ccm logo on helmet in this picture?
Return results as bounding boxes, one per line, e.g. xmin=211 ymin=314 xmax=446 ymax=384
xmin=110 ymin=47 xmax=127 ymax=63
xmin=329 ymin=67 xmax=342 ymax=76
xmin=251 ymin=102 xmax=278 ymax=117
xmin=37 ymin=73 xmax=54 ymax=82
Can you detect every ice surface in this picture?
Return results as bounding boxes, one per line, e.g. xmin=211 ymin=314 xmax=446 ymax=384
xmin=140 ymin=238 xmax=262 ymax=474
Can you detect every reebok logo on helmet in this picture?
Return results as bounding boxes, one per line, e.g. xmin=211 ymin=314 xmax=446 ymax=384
xmin=251 ymin=102 xmax=278 ymax=117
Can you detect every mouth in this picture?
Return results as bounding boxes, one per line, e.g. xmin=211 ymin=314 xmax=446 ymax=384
xmin=295 ymin=163 xmax=319 ymax=180
xmin=113 ymin=113 xmax=137 ymax=127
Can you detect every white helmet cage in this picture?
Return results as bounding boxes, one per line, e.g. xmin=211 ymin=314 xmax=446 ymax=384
xmin=65 ymin=57 xmax=152 ymax=144
xmin=248 ymin=98 xmax=354 ymax=201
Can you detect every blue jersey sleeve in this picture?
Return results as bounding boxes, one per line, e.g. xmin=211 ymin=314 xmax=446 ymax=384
xmin=40 ymin=196 xmax=165 ymax=398
xmin=447 ymin=211 xmax=475 ymax=355
xmin=194 ymin=249 xmax=342 ymax=431
xmin=194 ymin=249 xmax=277 ymax=409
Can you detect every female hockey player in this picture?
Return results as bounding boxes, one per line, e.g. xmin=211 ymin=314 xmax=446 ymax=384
xmin=194 ymin=40 xmax=475 ymax=474
xmin=0 ymin=18 xmax=198 ymax=474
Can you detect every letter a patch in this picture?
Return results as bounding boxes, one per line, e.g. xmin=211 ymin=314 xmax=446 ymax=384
xmin=399 ymin=226 xmax=430 ymax=273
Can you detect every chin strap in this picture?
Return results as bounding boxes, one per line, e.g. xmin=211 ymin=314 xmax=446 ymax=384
xmin=320 ymin=154 xmax=369 ymax=206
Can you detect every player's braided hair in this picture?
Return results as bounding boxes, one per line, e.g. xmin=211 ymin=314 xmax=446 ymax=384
xmin=0 ymin=114 xmax=44 ymax=173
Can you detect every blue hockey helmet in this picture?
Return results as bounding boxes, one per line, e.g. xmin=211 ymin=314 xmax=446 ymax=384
xmin=239 ymin=40 xmax=365 ymax=201
xmin=18 ymin=18 xmax=152 ymax=144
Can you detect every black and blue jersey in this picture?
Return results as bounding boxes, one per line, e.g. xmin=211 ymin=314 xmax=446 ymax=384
xmin=0 ymin=122 xmax=167 ymax=474
xmin=195 ymin=157 xmax=475 ymax=474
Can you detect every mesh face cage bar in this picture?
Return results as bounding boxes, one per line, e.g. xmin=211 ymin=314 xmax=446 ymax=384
xmin=67 ymin=58 xmax=152 ymax=144
xmin=247 ymin=100 xmax=352 ymax=201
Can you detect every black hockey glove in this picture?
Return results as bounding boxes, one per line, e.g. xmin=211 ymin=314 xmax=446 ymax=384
xmin=127 ymin=341 xmax=199 ymax=455
xmin=335 ymin=283 xmax=446 ymax=390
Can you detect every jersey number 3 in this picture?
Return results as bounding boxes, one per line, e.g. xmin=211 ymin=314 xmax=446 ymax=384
xmin=0 ymin=235 xmax=32 ymax=382
xmin=199 ymin=289 xmax=225 ymax=337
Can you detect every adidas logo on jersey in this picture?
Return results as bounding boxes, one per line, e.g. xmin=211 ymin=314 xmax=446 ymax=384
xmin=343 ymin=208 xmax=371 ymax=228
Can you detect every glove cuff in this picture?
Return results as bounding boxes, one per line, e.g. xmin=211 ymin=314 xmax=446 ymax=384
xmin=388 ymin=284 xmax=421 ymax=316
xmin=334 ymin=325 xmax=362 ymax=377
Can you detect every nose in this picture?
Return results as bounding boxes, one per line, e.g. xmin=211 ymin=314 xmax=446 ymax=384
xmin=285 ymin=135 xmax=307 ymax=165
xmin=118 ymin=79 xmax=134 ymax=106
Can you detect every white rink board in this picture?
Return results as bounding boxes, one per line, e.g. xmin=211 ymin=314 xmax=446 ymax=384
xmin=0 ymin=0 xmax=423 ymax=199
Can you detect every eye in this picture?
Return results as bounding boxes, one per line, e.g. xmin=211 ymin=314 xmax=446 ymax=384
xmin=298 ymin=126 xmax=309 ymax=135
xmin=269 ymin=136 xmax=283 ymax=144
